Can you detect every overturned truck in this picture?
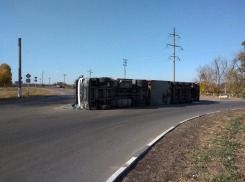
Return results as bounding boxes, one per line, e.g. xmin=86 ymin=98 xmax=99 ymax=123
xmin=74 ymin=76 xmax=200 ymax=110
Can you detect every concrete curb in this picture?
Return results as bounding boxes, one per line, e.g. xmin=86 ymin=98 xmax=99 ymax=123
xmin=106 ymin=108 xmax=243 ymax=182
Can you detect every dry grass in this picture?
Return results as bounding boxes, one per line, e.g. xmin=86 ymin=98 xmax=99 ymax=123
xmin=0 ymin=87 xmax=60 ymax=101
xmin=184 ymin=110 xmax=245 ymax=181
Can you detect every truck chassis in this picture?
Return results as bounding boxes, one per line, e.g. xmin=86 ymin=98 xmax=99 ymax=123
xmin=74 ymin=77 xmax=199 ymax=110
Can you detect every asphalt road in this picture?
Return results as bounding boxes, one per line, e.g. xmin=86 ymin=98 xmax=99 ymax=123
xmin=0 ymin=90 xmax=245 ymax=182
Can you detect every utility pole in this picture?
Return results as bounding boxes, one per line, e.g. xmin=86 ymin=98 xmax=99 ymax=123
xmin=63 ymin=74 xmax=67 ymax=85
xmin=48 ymin=78 xmax=51 ymax=86
xmin=88 ymin=70 xmax=93 ymax=78
xmin=40 ymin=78 xmax=41 ymax=85
xmin=123 ymin=59 xmax=127 ymax=79
xmin=166 ymin=28 xmax=183 ymax=82
xmin=41 ymin=71 xmax=44 ymax=84
xmin=18 ymin=38 xmax=22 ymax=97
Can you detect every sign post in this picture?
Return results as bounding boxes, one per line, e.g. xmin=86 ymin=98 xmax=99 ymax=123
xmin=26 ymin=73 xmax=31 ymax=95
xmin=34 ymin=77 xmax=37 ymax=89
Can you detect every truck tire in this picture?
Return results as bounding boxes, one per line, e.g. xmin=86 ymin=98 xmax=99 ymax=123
xmin=90 ymin=78 xmax=99 ymax=85
xmin=185 ymin=98 xmax=192 ymax=103
xmin=98 ymin=104 xmax=111 ymax=110
xmin=172 ymin=82 xmax=179 ymax=86
xmin=131 ymin=99 xmax=136 ymax=107
xmin=99 ymin=77 xmax=110 ymax=84
xmin=170 ymin=99 xmax=179 ymax=104
xmin=179 ymin=100 xmax=185 ymax=104
xmin=136 ymin=99 xmax=146 ymax=107
xmin=137 ymin=80 xmax=147 ymax=88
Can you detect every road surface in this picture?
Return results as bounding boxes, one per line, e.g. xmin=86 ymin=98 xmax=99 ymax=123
xmin=0 ymin=89 xmax=244 ymax=182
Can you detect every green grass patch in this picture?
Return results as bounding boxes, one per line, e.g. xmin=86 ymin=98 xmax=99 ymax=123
xmin=213 ymin=172 xmax=242 ymax=182
xmin=193 ymin=164 xmax=208 ymax=173
xmin=225 ymin=117 xmax=244 ymax=134
xmin=186 ymin=116 xmax=244 ymax=181
xmin=190 ymin=151 xmax=211 ymax=163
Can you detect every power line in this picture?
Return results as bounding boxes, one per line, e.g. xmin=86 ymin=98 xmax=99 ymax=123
xmin=88 ymin=69 xmax=93 ymax=78
xmin=41 ymin=71 xmax=45 ymax=84
xmin=166 ymin=28 xmax=183 ymax=82
xmin=123 ymin=59 xmax=128 ymax=79
xmin=62 ymin=74 xmax=67 ymax=85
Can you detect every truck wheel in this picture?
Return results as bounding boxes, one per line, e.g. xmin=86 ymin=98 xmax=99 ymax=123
xmin=99 ymin=77 xmax=110 ymax=84
xmin=98 ymin=104 xmax=111 ymax=110
xmin=131 ymin=99 xmax=136 ymax=107
xmin=90 ymin=78 xmax=99 ymax=85
xmin=137 ymin=80 xmax=147 ymax=88
xmin=171 ymin=100 xmax=179 ymax=104
xmin=172 ymin=82 xmax=179 ymax=86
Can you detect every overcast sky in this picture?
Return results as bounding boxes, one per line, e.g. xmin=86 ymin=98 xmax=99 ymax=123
xmin=1 ymin=0 xmax=245 ymax=84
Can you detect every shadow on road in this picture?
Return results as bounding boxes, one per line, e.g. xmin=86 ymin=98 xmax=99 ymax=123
xmin=109 ymin=99 xmax=220 ymax=111
xmin=0 ymin=95 xmax=74 ymax=107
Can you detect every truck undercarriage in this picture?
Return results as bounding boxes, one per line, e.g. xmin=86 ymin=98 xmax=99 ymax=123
xmin=74 ymin=77 xmax=199 ymax=110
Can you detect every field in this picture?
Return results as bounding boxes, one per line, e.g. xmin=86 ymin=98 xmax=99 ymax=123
xmin=0 ymin=87 xmax=60 ymax=101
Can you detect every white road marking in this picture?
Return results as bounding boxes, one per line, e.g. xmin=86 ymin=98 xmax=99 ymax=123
xmin=106 ymin=157 xmax=137 ymax=182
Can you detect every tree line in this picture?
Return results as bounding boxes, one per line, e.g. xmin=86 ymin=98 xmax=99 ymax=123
xmin=195 ymin=41 xmax=245 ymax=96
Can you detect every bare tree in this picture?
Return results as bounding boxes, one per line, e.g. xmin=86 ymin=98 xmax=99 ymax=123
xmin=195 ymin=64 xmax=215 ymax=92
xmin=195 ymin=41 xmax=245 ymax=96
xmin=212 ymin=56 xmax=227 ymax=91
xmin=225 ymin=51 xmax=245 ymax=95
xmin=195 ymin=56 xmax=227 ymax=94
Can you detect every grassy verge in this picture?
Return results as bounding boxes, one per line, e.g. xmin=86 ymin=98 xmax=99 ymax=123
xmin=185 ymin=111 xmax=245 ymax=181
xmin=122 ymin=109 xmax=245 ymax=182
xmin=0 ymin=87 xmax=59 ymax=101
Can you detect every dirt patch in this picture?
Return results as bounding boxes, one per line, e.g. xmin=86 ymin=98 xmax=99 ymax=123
xmin=0 ymin=87 xmax=60 ymax=101
xmin=121 ymin=109 xmax=245 ymax=182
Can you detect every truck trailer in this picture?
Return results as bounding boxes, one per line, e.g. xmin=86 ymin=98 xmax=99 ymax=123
xmin=74 ymin=76 xmax=200 ymax=110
